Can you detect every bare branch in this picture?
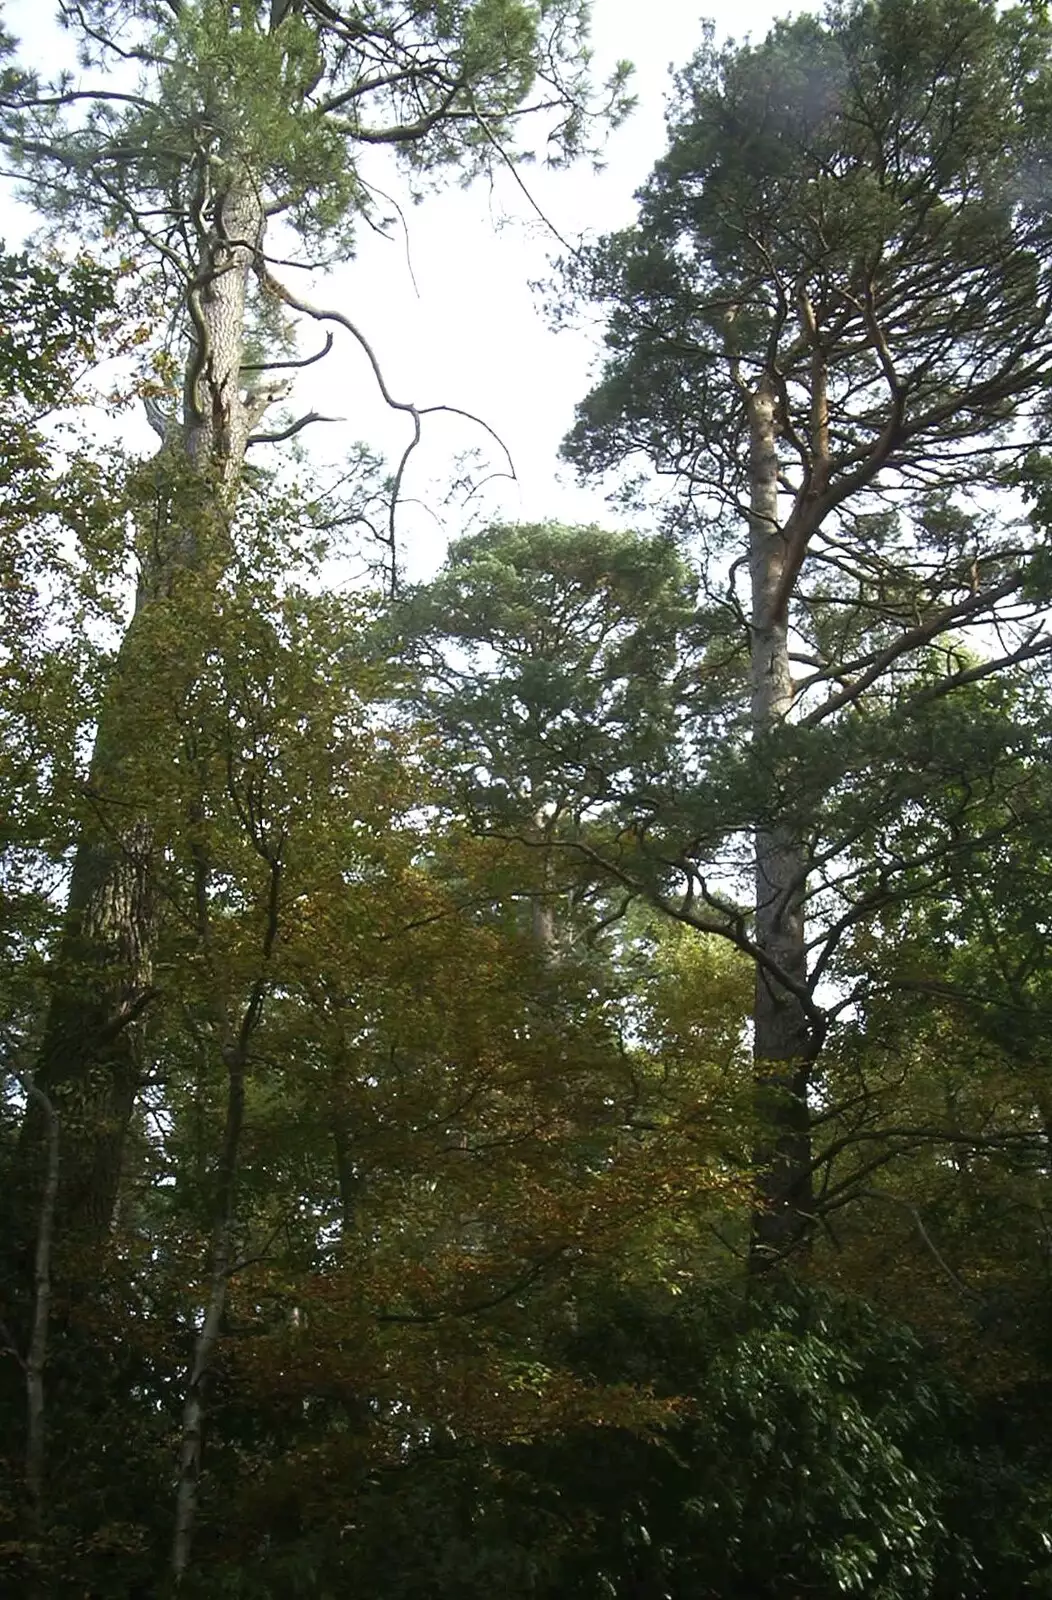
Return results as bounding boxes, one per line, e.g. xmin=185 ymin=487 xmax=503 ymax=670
xmin=256 ymin=264 xmax=515 ymax=583
xmin=247 ymin=409 xmax=341 ymax=446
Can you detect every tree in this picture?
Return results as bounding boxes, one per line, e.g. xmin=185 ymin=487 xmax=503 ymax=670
xmin=9 ymin=3 xmax=1052 ymax=1587
xmin=0 ymin=242 xmax=141 ymax=1580
xmin=559 ymin=0 xmax=1052 ymax=1264
xmin=813 ymin=690 xmax=1052 ymax=1346
xmin=395 ymin=521 xmax=708 ymax=953
xmin=0 ymin=0 xmax=629 ymax=1255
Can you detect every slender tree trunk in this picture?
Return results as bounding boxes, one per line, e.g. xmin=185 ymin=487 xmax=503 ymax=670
xmin=23 ymin=1079 xmax=59 ymax=1540
xmin=747 ymin=377 xmax=814 ymax=1270
xmin=530 ymin=809 xmax=559 ymax=958
xmin=170 ymin=1053 xmax=243 ymax=1584
xmin=333 ymin=1111 xmax=361 ymax=1233
xmin=171 ymin=840 xmax=280 ymax=1582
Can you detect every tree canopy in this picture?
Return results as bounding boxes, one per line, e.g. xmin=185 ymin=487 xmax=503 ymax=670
xmin=3 ymin=1 xmax=1052 ymax=1594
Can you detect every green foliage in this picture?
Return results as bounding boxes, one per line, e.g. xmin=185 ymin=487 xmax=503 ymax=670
xmin=4 ymin=0 xmax=625 ymax=259
xmin=4 ymin=5 xmax=1052 ymax=1594
xmin=564 ymin=0 xmax=1052 ymax=494
xmin=1 ymin=482 xmax=745 ymax=1593
xmin=397 ymin=521 xmax=706 ymax=820
xmin=0 ymin=247 xmax=116 ymax=409
xmin=546 ymin=1285 xmax=956 ymax=1600
xmin=0 ymin=249 xmax=128 ymax=1064
xmin=211 ymin=1284 xmax=1050 ymax=1599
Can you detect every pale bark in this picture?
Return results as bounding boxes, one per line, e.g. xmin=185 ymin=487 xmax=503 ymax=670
xmin=24 ymin=181 xmax=268 ymax=1252
xmin=530 ymin=810 xmax=559 ymax=959
xmin=531 ymin=893 xmax=558 ymax=954
xmin=747 ymin=377 xmax=814 ymax=1269
xmin=182 ymin=182 xmax=269 ymax=479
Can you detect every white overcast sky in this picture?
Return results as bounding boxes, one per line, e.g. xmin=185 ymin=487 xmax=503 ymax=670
xmin=2 ymin=0 xmax=786 ymax=576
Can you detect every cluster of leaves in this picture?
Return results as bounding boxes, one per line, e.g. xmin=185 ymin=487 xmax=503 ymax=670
xmin=0 ymin=247 xmax=131 ymax=1092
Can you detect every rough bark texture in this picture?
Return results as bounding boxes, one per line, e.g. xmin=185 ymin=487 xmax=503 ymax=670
xmin=28 ymin=814 xmax=154 ymax=1246
xmin=183 ymin=183 xmax=268 ymax=479
xmin=747 ymin=378 xmax=814 ymax=1270
xmin=21 ymin=182 xmax=267 ymax=1255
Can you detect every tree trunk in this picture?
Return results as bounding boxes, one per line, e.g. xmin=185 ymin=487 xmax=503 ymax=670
xmin=182 ymin=182 xmax=269 ymax=480
xmin=170 ymin=831 xmax=280 ymax=1582
xmin=23 ymin=1079 xmax=59 ymax=1541
xmin=530 ymin=810 xmax=559 ymax=958
xmin=170 ymin=1054 xmax=243 ymax=1584
xmin=27 ymin=811 xmax=154 ymax=1248
xmin=747 ymin=377 xmax=814 ymax=1271
xmin=19 ymin=181 xmax=266 ymax=1255
xmin=333 ymin=1110 xmax=361 ymax=1234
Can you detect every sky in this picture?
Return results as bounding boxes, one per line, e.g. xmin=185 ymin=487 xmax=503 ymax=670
xmin=1 ymin=0 xmax=787 ymax=577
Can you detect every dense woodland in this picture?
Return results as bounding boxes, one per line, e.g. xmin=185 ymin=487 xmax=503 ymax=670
xmin=2 ymin=0 xmax=1052 ymax=1592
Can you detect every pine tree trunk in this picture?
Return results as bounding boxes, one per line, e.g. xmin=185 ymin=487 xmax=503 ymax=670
xmin=747 ymin=377 xmax=814 ymax=1270
xmin=20 ymin=180 xmax=266 ymax=1253
xmin=28 ymin=812 xmax=155 ymax=1245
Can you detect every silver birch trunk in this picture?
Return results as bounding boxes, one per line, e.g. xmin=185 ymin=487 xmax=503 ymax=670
xmin=747 ymin=377 xmax=814 ymax=1269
